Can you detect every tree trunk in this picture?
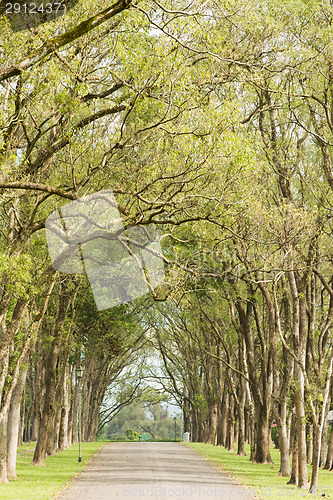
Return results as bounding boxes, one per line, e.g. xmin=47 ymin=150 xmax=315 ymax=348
xmin=237 ymin=300 xmax=272 ymax=462
xmin=59 ymin=369 xmax=70 ymax=451
xmin=307 ymin=423 xmax=313 ymax=464
xmin=206 ymin=401 xmax=218 ymax=445
xmin=44 ymin=408 xmax=56 ymax=457
xmin=310 ymin=423 xmax=321 ymax=494
xmin=277 ymin=401 xmax=291 ymax=476
xmin=320 ymin=417 xmax=329 ymax=467
xmin=287 ymin=272 xmax=308 ymax=488
xmin=31 ymin=340 xmax=43 ymax=442
xmin=197 ymin=414 xmax=205 ymax=443
xmin=287 ymin=413 xmax=298 ymax=485
xmin=32 ymin=285 xmax=71 ymax=465
xmin=72 ymin=378 xmax=79 ymax=444
xmin=33 ymin=373 xmax=53 ymax=465
xmin=66 ymin=368 xmax=74 ymax=447
xmin=183 ymin=398 xmax=190 ymax=435
xmin=85 ymin=399 xmax=101 ymax=442
xmin=25 ymin=403 xmax=32 ymax=442
xmin=18 ymin=394 xmax=24 ymax=447
xmin=192 ymin=409 xmax=199 ymax=442
xmin=244 ymin=406 xmax=249 ymax=443
xmin=295 ymin=368 xmax=309 ymax=488
xmin=234 ymin=418 xmax=239 ymax=446
xmin=218 ymin=391 xmax=228 ymax=447
xmin=228 ymin=393 xmax=235 ymax=452
xmin=324 ymin=424 xmax=333 ymax=469
xmin=237 ymin=391 xmax=246 ymax=456
xmin=250 ymin=413 xmax=256 ymax=461
xmin=31 ymin=412 xmax=40 ymax=442
xmin=0 ymin=413 xmax=8 ymax=482
xmin=246 ymin=392 xmax=256 ymax=461
xmin=309 ymin=356 xmax=333 ymax=494
xmin=254 ymin=404 xmax=273 ymax=464
xmin=59 ymin=407 xmax=68 ymax=450
xmin=54 ymin=406 xmax=62 ymax=452
xmin=46 ymin=407 xmax=59 ymax=456
xmin=7 ymin=367 xmax=27 ymax=478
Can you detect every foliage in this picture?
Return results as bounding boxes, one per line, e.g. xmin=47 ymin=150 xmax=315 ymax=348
xmin=102 ymin=398 xmax=182 ymax=442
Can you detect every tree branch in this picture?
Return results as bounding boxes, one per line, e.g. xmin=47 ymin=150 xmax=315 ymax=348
xmin=0 ymin=0 xmax=133 ymax=82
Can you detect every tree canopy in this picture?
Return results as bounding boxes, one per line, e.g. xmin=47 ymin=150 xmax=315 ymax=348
xmin=2 ymin=0 xmax=333 ymax=495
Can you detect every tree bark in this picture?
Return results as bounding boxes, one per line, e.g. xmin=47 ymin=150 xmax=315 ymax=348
xmin=276 ymin=401 xmax=291 ymax=476
xmin=294 ymin=364 xmax=309 ymax=488
xmin=0 ymin=413 xmax=8 ymax=482
xmin=254 ymin=404 xmax=273 ymax=463
xmin=287 ymin=412 xmax=298 ymax=485
xmin=227 ymin=393 xmax=235 ymax=452
xmin=218 ymin=390 xmax=228 ymax=447
xmin=206 ymin=401 xmax=218 ymax=446
xmin=237 ymin=336 xmax=246 ymax=456
xmin=310 ymin=423 xmax=321 ymax=494
xmin=307 ymin=424 xmax=313 ymax=464
xmin=71 ymin=373 xmax=79 ymax=444
xmin=32 ymin=284 xmax=72 ymax=465
xmin=59 ymin=367 xmax=70 ymax=451
xmin=309 ymin=354 xmax=333 ymax=494
xmin=324 ymin=424 xmax=333 ymax=469
xmin=320 ymin=416 xmax=329 ymax=467
xmin=236 ymin=300 xmax=272 ymax=463
xmin=289 ymin=272 xmax=309 ymax=489
xmin=192 ymin=409 xmax=199 ymax=442
xmin=237 ymin=404 xmax=246 ymax=456
xmin=7 ymin=367 xmax=27 ymax=477
xmin=244 ymin=406 xmax=249 ymax=443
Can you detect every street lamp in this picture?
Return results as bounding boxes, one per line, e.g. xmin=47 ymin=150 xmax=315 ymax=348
xmin=75 ymin=365 xmax=84 ymax=462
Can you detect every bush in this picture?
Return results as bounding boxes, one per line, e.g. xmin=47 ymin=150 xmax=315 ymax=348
xmin=271 ymin=425 xmax=278 ymax=448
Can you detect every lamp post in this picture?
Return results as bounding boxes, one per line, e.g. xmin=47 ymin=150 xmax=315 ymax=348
xmin=75 ymin=365 xmax=84 ymax=462
xmin=174 ymin=416 xmax=177 ymax=442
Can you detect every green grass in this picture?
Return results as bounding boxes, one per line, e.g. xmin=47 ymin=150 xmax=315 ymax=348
xmin=0 ymin=441 xmax=107 ymax=500
xmin=16 ymin=442 xmax=37 ymax=453
xmin=187 ymin=443 xmax=333 ymax=500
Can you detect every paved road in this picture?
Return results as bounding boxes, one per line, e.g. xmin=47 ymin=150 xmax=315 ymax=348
xmin=55 ymin=442 xmax=256 ymax=500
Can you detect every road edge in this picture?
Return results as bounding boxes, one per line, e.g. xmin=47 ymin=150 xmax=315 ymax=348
xmin=183 ymin=442 xmax=261 ymax=500
xmin=51 ymin=442 xmax=111 ymax=499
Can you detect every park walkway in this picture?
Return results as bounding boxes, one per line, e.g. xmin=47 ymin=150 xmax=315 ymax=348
xmin=54 ymin=442 xmax=257 ymax=500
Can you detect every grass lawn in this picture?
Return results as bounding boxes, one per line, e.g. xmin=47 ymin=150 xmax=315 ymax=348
xmin=187 ymin=442 xmax=333 ymax=500
xmin=0 ymin=441 xmax=107 ymax=500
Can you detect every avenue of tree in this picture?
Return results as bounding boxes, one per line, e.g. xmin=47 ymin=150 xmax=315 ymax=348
xmin=1 ymin=0 xmax=333 ymax=495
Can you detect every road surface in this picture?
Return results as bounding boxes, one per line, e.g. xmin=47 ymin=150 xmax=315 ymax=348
xmin=55 ymin=442 xmax=256 ymax=500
